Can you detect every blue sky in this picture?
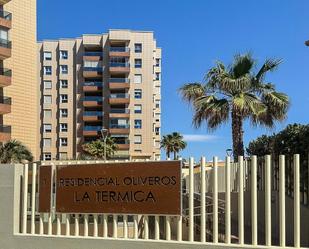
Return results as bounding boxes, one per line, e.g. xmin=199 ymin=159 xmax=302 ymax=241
xmin=38 ymin=0 xmax=309 ymax=160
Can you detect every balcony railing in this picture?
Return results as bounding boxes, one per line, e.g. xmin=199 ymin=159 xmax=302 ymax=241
xmin=110 ymin=93 xmax=129 ymax=99
xmin=0 ymin=38 xmax=11 ymax=49
xmin=109 ymin=62 xmax=130 ymax=68
xmin=110 ymin=108 xmax=130 ymax=114
xmin=83 ymin=67 xmax=103 ymax=72
xmin=109 ymin=78 xmax=129 ymax=83
xmin=110 ymin=47 xmax=130 ymax=52
xmin=0 ymin=96 xmax=11 ymax=104
xmin=84 ymin=51 xmax=103 ymax=57
xmin=84 ymin=111 xmax=103 ymax=116
xmin=115 ymin=140 xmax=130 ymax=145
xmin=84 ymin=126 xmax=102 ymax=131
xmin=0 ymin=125 xmax=11 ymax=133
xmin=83 ymin=82 xmax=103 ymax=87
xmin=0 ymin=68 xmax=11 ymax=76
xmin=110 ymin=124 xmax=130 ymax=129
xmin=83 ymin=96 xmax=103 ymax=102
xmin=0 ymin=10 xmax=12 ymax=20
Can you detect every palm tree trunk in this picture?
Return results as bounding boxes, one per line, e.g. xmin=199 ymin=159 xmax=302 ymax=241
xmin=173 ymin=151 xmax=177 ymax=160
xmin=232 ymin=108 xmax=245 ymax=161
xmin=166 ymin=151 xmax=170 ymax=159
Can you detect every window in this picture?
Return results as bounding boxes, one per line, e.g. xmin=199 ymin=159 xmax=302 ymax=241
xmin=155 ymin=72 xmax=160 ymax=81
xmin=155 ymin=140 xmax=160 ymax=148
xmin=43 ymin=138 xmax=51 ymax=147
xmin=155 ymin=127 xmax=160 ymax=135
xmin=59 ymin=152 xmax=67 ymax=160
xmin=43 ymin=109 xmax=52 ymax=118
xmin=134 ymin=119 xmax=142 ymax=129
xmin=60 ymin=138 xmax=68 ymax=147
xmin=60 ymin=65 xmax=68 ymax=74
xmin=43 ymin=153 xmax=51 ymax=161
xmin=0 ymin=29 xmax=8 ymax=41
xmin=43 ymin=51 xmax=52 ymax=60
xmin=84 ymin=61 xmax=101 ymax=68
xmin=156 ymin=58 xmax=160 ymax=67
xmin=134 ymin=135 xmax=142 ymax=144
xmin=134 ymin=43 xmax=142 ymax=53
xmin=60 ymin=80 xmax=68 ymax=89
xmin=60 ymin=123 xmax=68 ymax=132
xmin=134 ymin=149 xmax=142 ymax=153
xmin=43 ymin=95 xmax=52 ymax=104
xmin=134 ymin=89 xmax=142 ymax=99
xmin=60 ymin=94 xmax=68 ymax=103
xmin=43 ymin=80 xmax=52 ymax=90
xmin=43 ymin=66 xmax=52 ymax=75
xmin=60 ymin=50 xmax=68 ymax=60
xmin=60 ymin=109 xmax=68 ymax=118
xmin=135 ymin=59 xmax=142 ymax=68
xmin=155 ymin=100 xmax=160 ymax=108
xmin=134 ymin=74 xmax=142 ymax=84
xmin=43 ymin=124 xmax=52 ymax=133
xmin=134 ymin=104 xmax=142 ymax=114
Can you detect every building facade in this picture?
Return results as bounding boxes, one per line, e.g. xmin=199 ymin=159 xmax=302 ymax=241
xmin=1 ymin=0 xmax=38 ymax=158
xmin=38 ymin=30 xmax=161 ymax=161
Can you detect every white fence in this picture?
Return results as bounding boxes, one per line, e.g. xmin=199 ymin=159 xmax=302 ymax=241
xmin=8 ymin=154 xmax=309 ymax=248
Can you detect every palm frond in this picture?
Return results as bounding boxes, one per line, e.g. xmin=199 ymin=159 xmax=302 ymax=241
xmin=230 ymin=53 xmax=255 ymax=78
xmin=179 ymin=83 xmax=205 ymax=103
xmin=255 ymin=58 xmax=283 ymax=82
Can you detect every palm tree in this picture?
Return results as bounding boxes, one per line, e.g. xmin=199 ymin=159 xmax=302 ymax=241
xmin=179 ymin=53 xmax=289 ymax=161
xmin=82 ymin=137 xmax=118 ymax=160
xmin=0 ymin=140 xmax=33 ymax=163
xmin=161 ymin=132 xmax=187 ymax=159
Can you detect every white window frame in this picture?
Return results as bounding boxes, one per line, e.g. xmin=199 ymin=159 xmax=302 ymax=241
xmin=60 ymin=50 xmax=68 ymax=60
xmin=43 ymin=95 xmax=52 ymax=104
xmin=43 ymin=153 xmax=52 ymax=161
xmin=60 ymin=109 xmax=68 ymax=118
xmin=134 ymin=74 xmax=142 ymax=84
xmin=60 ymin=138 xmax=68 ymax=147
xmin=43 ymin=80 xmax=52 ymax=90
xmin=60 ymin=65 xmax=68 ymax=74
xmin=60 ymin=123 xmax=68 ymax=132
xmin=60 ymin=79 xmax=68 ymax=88
xmin=43 ymin=66 xmax=52 ymax=75
xmin=60 ymin=94 xmax=68 ymax=103
xmin=43 ymin=124 xmax=52 ymax=133
xmin=134 ymin=135 xmax=142 ymax=144
xmin=43 ymin=138 xmax=51 ymax=147
xmin=43 ymin=51 xmax=52 ymax=61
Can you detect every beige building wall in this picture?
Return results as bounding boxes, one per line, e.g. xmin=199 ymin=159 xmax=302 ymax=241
xmin=3 ymin=0 xmax=38 ymax=158
xmin=38 ymin=30 xmax=161 ymax=161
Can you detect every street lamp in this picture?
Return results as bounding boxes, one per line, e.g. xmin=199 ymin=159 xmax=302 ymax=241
xmin=226 ymin=149 xmax=232 ymax=157
xmin=101 ymin=127 xmax=108 ymax=161
xmin=305 ymin=40 xmax=309 ymax=46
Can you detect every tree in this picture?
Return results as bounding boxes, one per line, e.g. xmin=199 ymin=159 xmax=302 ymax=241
xmin=0 ymin=140 xmax=33 ymax=163
xmin=161 ymin=132 xmax=187 ymax=159
xmin=179 ymin=53 xmax=289 ymax=161
xmin=82 ymin=137 xmax=118 ymax=160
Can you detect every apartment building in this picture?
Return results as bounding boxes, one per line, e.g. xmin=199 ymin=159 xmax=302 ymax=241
xmin=1 ymin=0 xmax=38 ymax=158
xmin=38 ymin=30 xmax=161 ymax=161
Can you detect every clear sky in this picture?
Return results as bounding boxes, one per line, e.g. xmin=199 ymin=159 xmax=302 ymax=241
xmin=38 ymin=0 xmax=309 ymax=160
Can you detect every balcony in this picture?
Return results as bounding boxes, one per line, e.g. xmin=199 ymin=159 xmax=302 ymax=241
xmin=0 ymin=10 xmax=12 ymax=29
xmin=109 ymin=108 xmax=130 ymax=118
xmin=109 ymin=78 xmax=130 ymax=89
xmin=82 ymin=96 xmax=103 ymax=107
xmin=83 ymin=67 xmax=103 ymax=78
xmin=83 ymin=126 xmax=102 ymax=137
xmin=117 ymin=143 xmax=130 ymax=150
xmin=0 ymin=38 xmax=11 ymax=59
xmin=0 ymin=68 xmax=11 ymax=87
xmin=83 ymin=111 xmax=103 ymax=121
xmin=0 ymin=125 xmax=10 ymax=142
xmin=109 ymin=93 xmax=129 ymax=104
xmin=0 ymin=96 xmax=11 ymax=114
xmin=109 ymin=124 xmax=130 ymax=134
xmin=83 ymin=82 xmax=103 ymax=92
xmin=109 ymin=62 xmax=130 ymax=73
xmin=109 ymin=47 xmax=130 ymax=57
xmin=83 ymin=51 xmax=103 ymax=61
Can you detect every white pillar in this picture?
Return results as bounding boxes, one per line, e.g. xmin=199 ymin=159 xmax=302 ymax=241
xmin=251 ymin=155 xmax=258 ymax=245
xmin=279 ymin=155 xmax=285 ymax=247
xmin=189 ymin=157 xmax=194 ymax=242
xmin=225 ymin=156 xmax=231 ymax=244
xmin=30 ymin=163 xmax=37 ymax=235
xmin=238 ymin=156 xmax=244 ymax=245
xmin=265 ymin=155 xmax=272 ymax=246
xmin=201 ymin=157 xmax=206 ymax=243
xmin=213 ymin=156 xmax=218 ymax=243
xmin=294 ymin=154 xmax=300 ymax=248
xmin=22 ymin=164 xmax=29 ymax=234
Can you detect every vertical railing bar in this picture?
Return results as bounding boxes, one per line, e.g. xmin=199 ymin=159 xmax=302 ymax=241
xmin=144 ymin=215 xmax=149 ymax=240
xmin=65 ymin=214 xmax=70 ymax=236
xmin=189 ymin=157 xmax=194 ymax=242
xmin=166 ymin=216 xmax=171 ymax=241
xmin=265 ymin=155 xmax=272 ymax=247
xmin=213 ymin=156 xmax=218 ymax=244
xmin=84 ymin=214 xmax=88 ymax=237
xmin=22 ymin=164 xmax=29 ymax=234
xmin=103 ymin=214 xmax=108 ymax=238
xmin=177 ymin=215 xmax=182 ymax=241
xmin=113 ymin=214 xmax=117 ymax=238
xmin=93 ymin=214 xmax=98 ymax=237
xmin=238 ymin=156 xmax=244 ymax=245
xmin=279 ymin=155 xmax=286 ymax=247
xmin=133 ymin=215 xmax=138 ymax=239
xmin=31 ymin=163 xmax=37 ymax=234
xmin=155 ymin=215 xmax=160 ymax=240
xmin=74 ymin=213 xmax=79 ymax=236
xmin=201 ymin=156 xmax=206 ymax=243
xmin=251 ymin=155 xmax=258 ymax=245
xmin=123 ymin=215 xmax=128 ymax=239
xmin=294 ymin=154 xmax=300 ymax=248
xmin=47 ymin=164 xmax=55 ymax=236
xmin=225 ymin=156 xmax=231 ymax=244
xmin=39 ymin=214 xmax=44 ymax=235
xmin=56 ymin=214 xmax=61 ymax=235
